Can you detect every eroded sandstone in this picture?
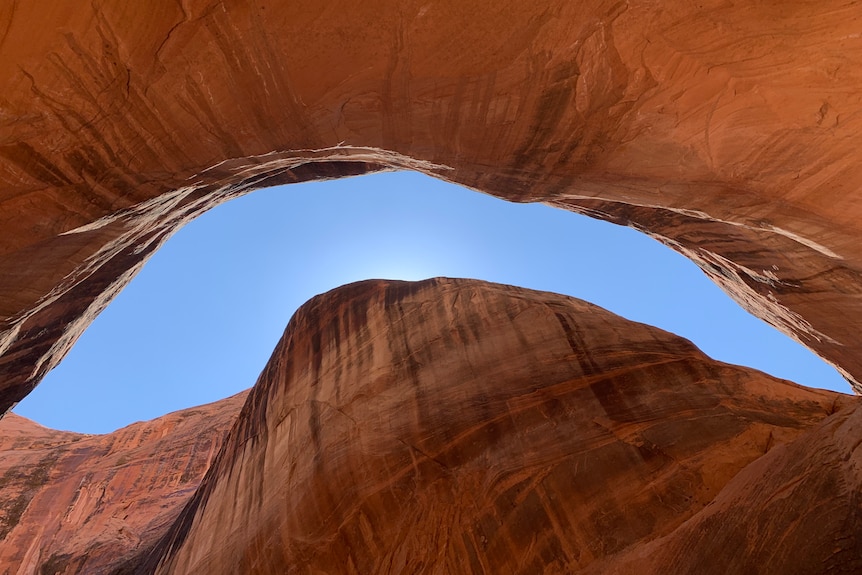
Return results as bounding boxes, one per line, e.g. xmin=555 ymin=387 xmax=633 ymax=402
xmin=1 ymin=0 xmax=862 ymax=408
xmin=2 ymin=279 xmax=859 ymax=573
xmin=0 ymin=391 xmax=246 ymax=573
xmin=134 ymin=278 xmax=857 ymax=574
xmin=3 ymin=1 xmax=862 ymax=572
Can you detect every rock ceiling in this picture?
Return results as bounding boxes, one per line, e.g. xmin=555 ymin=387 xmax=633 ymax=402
xmin=1 ymin=0 xmax=862 ymax=409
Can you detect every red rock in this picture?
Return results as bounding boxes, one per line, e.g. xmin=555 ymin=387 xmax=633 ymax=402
xmin=582 ymin=400 xmax=862 ymax=574
xmin=1 ymin=1 xmax=862 ymax=407
xmin=2 ymin=279 xmax=860 ymax=573
xmin=2 ymin=1 xmax=862 ymax=572
xmin=0 ymin=392 xmax=246 ymax=573
xmin=135 ymin=278 xmax=855 ymax=574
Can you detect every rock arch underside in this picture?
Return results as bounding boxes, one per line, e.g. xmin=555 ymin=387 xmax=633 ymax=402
xmin=1 ymin=1 xmax=862 ymax=573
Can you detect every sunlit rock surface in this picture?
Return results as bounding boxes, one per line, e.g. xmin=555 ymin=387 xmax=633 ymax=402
xmin=2 ymin=0 xmax=862 ymax=408
xmin=130 ymin=278 xmax=854 ymax=574
xmin=0 ymin=391 xmax=246 ymax=574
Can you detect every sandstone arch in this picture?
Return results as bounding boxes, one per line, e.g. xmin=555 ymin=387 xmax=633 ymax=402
xmin=2 ymin=0 xmax=862 ymax=412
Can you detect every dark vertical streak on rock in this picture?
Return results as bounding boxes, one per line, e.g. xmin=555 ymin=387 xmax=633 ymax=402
xmin=551 ymin=309 xmax=600 ymax=376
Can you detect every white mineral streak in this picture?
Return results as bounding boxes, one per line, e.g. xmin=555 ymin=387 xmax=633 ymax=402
xmin=14 ymin=147 xmax=454 ymax=392
xmin=547 ymin=196 xmax=843 ymax=260
xmin=549 ymin=196 xmax=855 ymax=387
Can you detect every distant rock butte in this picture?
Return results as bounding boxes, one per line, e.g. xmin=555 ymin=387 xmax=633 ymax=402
xmin=2 ymin=1 xmax=862 ymax=409
xmin=6 ymin=279 xmax=856 ymax=573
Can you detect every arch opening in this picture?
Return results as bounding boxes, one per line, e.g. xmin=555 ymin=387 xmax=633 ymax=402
xmin=12 ymin=171 xmax=850 ymax=434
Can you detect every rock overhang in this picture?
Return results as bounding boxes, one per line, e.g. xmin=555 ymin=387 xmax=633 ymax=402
xmin=2 ymin=0 xmax=862 ymax=410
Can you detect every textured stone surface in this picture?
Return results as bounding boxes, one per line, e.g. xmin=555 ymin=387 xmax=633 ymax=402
xmin=131 ymin=278 xmax=855 ymax=574
xmin=2 ymin=279 xmax=859 ymax=573
xmin=3 ymin=1 xmax=862 ymax=571
xmin=1 ymin=0 xmax=862 ymax=409
xmin=581 ymin=401 xmax=862 ymax=575
xmin=0 ymin=391 xmax=245 ymax=574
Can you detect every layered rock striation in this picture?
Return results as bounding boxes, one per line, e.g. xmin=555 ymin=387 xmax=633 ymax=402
xmin=125 ymin=278 xmax=855 ymax=574
xmin=1 ymin=0 xmax=862 ymax=408
xmin=2 ymin=278 xmax=859 ymax=573
xmin=3 ymin=0 xmax=862 ymax=570
xmin=0 ymin=391 xmax=246 ymax=574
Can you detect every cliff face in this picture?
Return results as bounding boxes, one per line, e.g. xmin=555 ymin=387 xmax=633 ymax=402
xmin=1 ymin=0 xmax=862 ymax=408
xmin=130 ymin=278 xmax=855 ymax=574
xmin=0 ymin=391 xmax=246 ymax=574
xmin=2 ymin=279 xmax=859 ymax=573
xmin=3 ymin=1 xmax=862 ymax=571
xmin=582 ymin=400 xmax=862 ymax=574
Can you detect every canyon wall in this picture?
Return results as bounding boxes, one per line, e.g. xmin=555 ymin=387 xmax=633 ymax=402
xmin=0 ymin=391 xmax=245 ymax=573
xmin=142 ymin=279 xmax=859 ymax=573
xmin=1 ymin=0 xmax=862 ymax=409
xmin=3 ymin=1 xmax=862 ymax=572
xmin=3 ymin=279 xmax=860 ymax=573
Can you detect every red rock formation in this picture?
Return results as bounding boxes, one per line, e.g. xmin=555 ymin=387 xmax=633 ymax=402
xmin=130 ymin=278 xmax=855 ymax=574
xmin=0 ymin=391 xmax=246 ymax=574
xmin=2 ymin=279 xmax=859 ymax=573
xmin=582 ymin=401 xmax=862 ymax=574
xmin=1 ymin=0 xmax=862 ymax=409
xmin=3 ymin=1 xmax=862 ymax=572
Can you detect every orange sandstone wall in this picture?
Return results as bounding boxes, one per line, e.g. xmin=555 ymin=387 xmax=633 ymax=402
xmin=143 ymin=279 xmax=858 ymax=574
xmin=0 ymin=0 xmax=862 ymax=408
xmin=2 ymin=279 xmax=859 ymax=573
xmin=0 ymin=392 xmax=245 ymax=573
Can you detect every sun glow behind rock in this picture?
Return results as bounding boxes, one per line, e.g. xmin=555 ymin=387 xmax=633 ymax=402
xmin=13 ymin=171 xmax=851 ymax=433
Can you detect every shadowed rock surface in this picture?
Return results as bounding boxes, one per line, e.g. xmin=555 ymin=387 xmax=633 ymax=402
xmin=582 ymin=400 xmax=862 ymax=575
xmin=125 ymin=278 xmax=854 ymax=574
xmin=3 ymin=0 xmax=862 ymax=572
xmin=1 ymin=0 xmax=862 ymax=409
xmin=0 ymin=391 xmax=246 ymax=574
xmin=1 ymin=279 xmax=860 ymax=573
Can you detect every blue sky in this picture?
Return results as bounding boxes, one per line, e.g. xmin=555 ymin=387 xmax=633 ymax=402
xmin=14 ymin=171 xmax=850 ymax=433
